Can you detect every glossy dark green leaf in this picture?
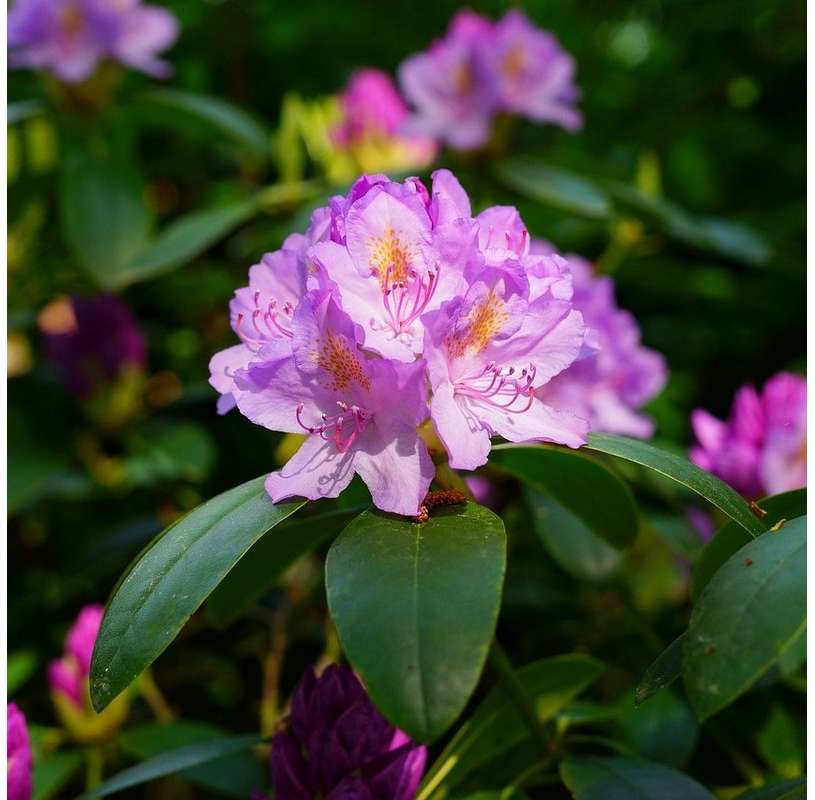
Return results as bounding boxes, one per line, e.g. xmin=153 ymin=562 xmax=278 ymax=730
xmin=586 ymin=434 xmax=766 ymax=539
xmin=77 ymin=735 xmax=261 ymax=799
xmin=692 ymin=490 xmax=805 ymax=601
xmin=122 ymin=199 xmax=258 ymax=284
xmin=326 ymin=502 xmax=506 ymax=742
xmin=526 ymin=488 xmax=622 ymax=579
xmin=90 ymin=477 xmax=305 ymax=712
xmin=59 ymin=151 xmax=152 ymax=290
xmin=560 ymin=756 xmax=714 ymax=800
xmin=635 ymin=634 xmax=685 ymax=706
xmin=33 ymin=751 xmax=83 ymax=800
xmin=495 ymin=158 xmax=612 ymax=219
xmin=137 ymin=88 xmax=270 ymax=158
xmin=616 ymin=690 xmax=699 ymax=768
xmin=119 ymin=722 xmax=264 ymax=798
xmin=418 ymin=655 xmax=604 ymax=799
xmin=207 ymin=503 xmax=367 ymax=628
xmin=683 ymin=516 xmax=806 ymax=720
xmin=492 ymin=444 xmax=638 ymax=549
xmin=735 ymin=778 xmax=806 ymax=800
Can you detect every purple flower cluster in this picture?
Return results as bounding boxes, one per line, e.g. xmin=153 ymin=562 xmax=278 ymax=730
xmin=690 ymin=372 xmax=806 ymax=499
xmin=48 ymin=603 xmax=103 ymax=709
xmin=210 ymin=171 xmax=591 ymax=515
xmin=536 ymin=248 xmax=667 ymax=438
xmin=8 ymin=0 xmax=178 ymax=83
xmin=42 ymin=294 xmax=147 ymax=399
xmin=398 ymin=9 xmax=581 ymax=150
xmin=7 ymin=704 xmax=32 ymax=800
xmin=265 ymin=665 xmax=426 ymax=800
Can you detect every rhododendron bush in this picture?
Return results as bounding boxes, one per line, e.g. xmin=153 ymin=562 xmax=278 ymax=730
xmin=8 ymin=2 xmax=805 ymax=799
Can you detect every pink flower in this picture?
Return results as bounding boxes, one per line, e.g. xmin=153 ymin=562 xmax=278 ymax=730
xmin=7 ymin=704 xmax=32 ymax=800
xmin=690 ymin=372 xmax=806 ymax=499
xmin=536 ymin=251 xmax=667 ymax=438
xmin=48 ymin=604 xmax=103 ymax=709
xmin=8 ymin=0 xmax=178 ymax=83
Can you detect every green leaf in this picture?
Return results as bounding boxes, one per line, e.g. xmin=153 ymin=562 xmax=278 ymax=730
xmin=119 ymin=722 xmax=265 ymax=798
xmin=326 ymin=502 xmax=506 ymax=742
xmin=495 ymin=158 xmax=612 ymax=219
xmin=59 ymin=151 xmax=152 ymax=290
xmin=90 ymin=477 xmax=305 ymax=712
xmin=492 ymin=444 xmax=638 ymax=549
xmin=122 ymin=198 xmax=258 ymax=284
xmin=77 ymin=735 xmax=261 ymax=799
xmin=526 ymin=488 xmax=622 ymax=580
xmin=33 ymin=751 xmax=83 ymax=800
xmin=585 ymin=433 xmax=766 ymax=539
xmin=756 ymin=705 xmax=805 ymax=779
xmin=7 ymin=650 xmax=37 ymax=694
xmin=207 ymin=502 xmax=367 ymax=628
xmin=616 ymin=690 xmax=699 ymax=768
xmin=635 ymin=634 xmax=685 ymax=706
xmin=694 ymin=217 xmax=772 ymax=266
xmin=683 ymin=517 xmax=806 ymax=720
xmin=418 ymin=655 xmax=604 ymax=799
xmin=136 ymin=88 xmax=270 ymax=158
xmin=561 ymin=757 xmax=714 ymax=799
xmin=8 ymin=100 xmax=45 ymax=126
xmin=693 ymin=490 xmax=805 ymax=601
xmin=735 ymin=778 xmax=806 ymax=800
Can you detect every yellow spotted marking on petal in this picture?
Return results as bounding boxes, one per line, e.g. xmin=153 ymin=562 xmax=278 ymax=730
xmin=368 ymin=227 xmax=414 ymax=289
xmin=315 ymin=333 xmax=371 ymax=392
xmin=503 ymin=46 xmax=527 ymax=80
xmin=445 ymin=291 xmax=509 ymax=358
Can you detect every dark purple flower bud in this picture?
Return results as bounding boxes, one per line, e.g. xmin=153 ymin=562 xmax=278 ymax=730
xmin=41 ymin=294 xmax=147 ymax=399
xmin=269 ymin=665 xmax=426 ymax=800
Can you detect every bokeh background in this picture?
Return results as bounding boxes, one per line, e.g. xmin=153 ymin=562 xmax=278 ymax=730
xmin=8 ymin=0 xmax=805 ymax=795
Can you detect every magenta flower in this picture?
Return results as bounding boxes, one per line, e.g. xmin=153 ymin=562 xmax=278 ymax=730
xmin=536 ymin=251 xmax=667 ymax=438
xmin=7 ymin=704 xmax=32 ymax=800
xmin=211 ymin=170 xmax=594 ymax=514
xmin=232 ymin=289 xmax=434 ymax=516
xmin=267 ymin=665 xmax=426 ymax=800
xmin=690 ymin=372 xmax=806 ymax=499
xmin=48 ymin=603 xmax=103 ymax=708
xmin=398 ymin=10 xmax=497 ymax=150
xmin=42 ymin=294 xmax=147 ymax=399
xmin=398 ymin=9 xmax=581 ymax=149
xmin=8 ymin=0 xmax=178 ymax=84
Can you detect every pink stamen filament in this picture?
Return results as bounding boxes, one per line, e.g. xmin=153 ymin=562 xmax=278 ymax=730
xmin=455 ymin=363 xmax=537 ymax=414
xmin=380 ymin=263 xmax=440 ymax=335
xmin=236 ymin=294 xmax=293 ymax=346
xmin=296 ymin=401 xmax=370 ymax=452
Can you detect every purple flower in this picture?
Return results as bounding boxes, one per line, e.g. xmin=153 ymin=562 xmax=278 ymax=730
xmin=536 ymin=251 xmax=667 ymax=438
xmin=48 ymin=604 xmax=103 ymax=709
xmin=398 ymin=10 xmax=497 ymax=150
xmin=210 ymin=170 xmax=592 ymax=513
xmin=8 ymin=0 xmax=178 ymax=84
xmin=690 ymin=372 xmax=806 ymax=499
xmin=41 ymin=294 xmax=147 ymax=399
xmin=398 ymin=9 xmax=581 ymax=149
xmin=7 ymin=704 xmax=32 ymax=800
xmin=268 ymin=665 xmax=426 ymax=800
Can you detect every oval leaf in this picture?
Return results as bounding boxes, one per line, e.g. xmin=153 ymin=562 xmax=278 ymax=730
xmin=77 ymin=735 xmax=261 ymax=799
xmin=692 ymin=489 xmax=805 ymax=601
xmin=734 ymin=778 xmax=806 ymax=800
xmin=137 ymin=88 xmax=270 ymax=158
xmin=122 ymin=199 xmax=258 ymax=285
xmin=585 ymin=434 xmax=766 ymax=539
xmin=683 ymin=516 xmax=806 ymax=720
xmin=33 ymin=751 xmax=83 ymax=800
xmin=492 ymin=444 xmax=638 ymax=549
xmin=326 ymin=502 xmax=506 ymax=742
xmin=635 ymin=634 xmax=685 ymax=706
xmin=560 ymin=756 xmax=714 ymax=800
xmin=90 ymin=477 xmax=305 ymax=712
xmin=418 ymin=655 xmax=604 ymax=799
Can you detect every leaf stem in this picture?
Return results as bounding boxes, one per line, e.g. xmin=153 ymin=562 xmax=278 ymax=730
xmin=487 ymin=639 xmax=549 ymax=755
xmin=84 ymin=746 xmax=104 ymax=790
xmin=138 ymin=669 xmax=174 ymax=723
